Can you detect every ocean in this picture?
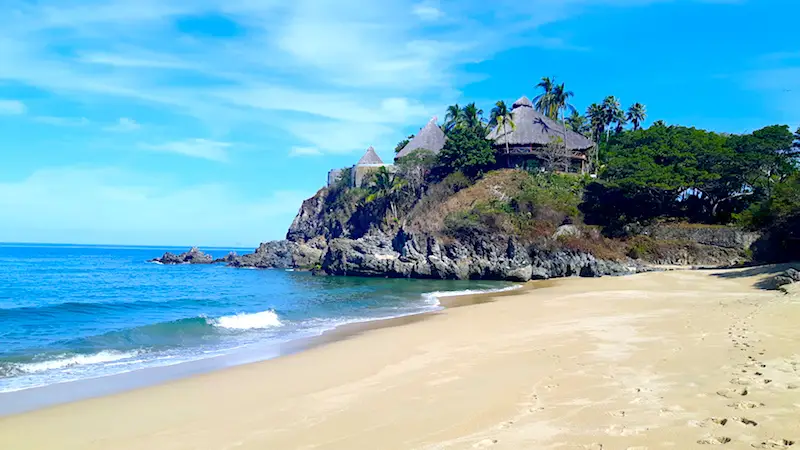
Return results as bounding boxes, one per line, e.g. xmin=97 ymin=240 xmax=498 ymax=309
xmin=0 ymin=243 xmax=514 ymax=395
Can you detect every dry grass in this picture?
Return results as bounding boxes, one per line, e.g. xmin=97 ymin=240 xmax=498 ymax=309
xmin=407 ymin=170 xmax=530 ymax=235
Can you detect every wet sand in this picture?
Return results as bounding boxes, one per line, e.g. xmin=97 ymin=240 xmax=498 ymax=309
xmin=1 ymin=267 xmax=798 ymax=449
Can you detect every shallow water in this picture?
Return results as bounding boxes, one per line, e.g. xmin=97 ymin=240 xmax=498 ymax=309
xmin=0 ymin=243 xmax=513 ymax=393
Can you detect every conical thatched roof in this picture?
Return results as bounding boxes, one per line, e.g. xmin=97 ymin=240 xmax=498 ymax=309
xmin=487 ymin=96 xmax=594 ymax=151
xmin=356 ymin=146 xmax=384 ymax=165
xmin=395 ymin=116 xmax=446 ymax=159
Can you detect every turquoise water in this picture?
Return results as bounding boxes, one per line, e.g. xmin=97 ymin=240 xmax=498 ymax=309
xmin=0 ymin=243 xmax=513 ymax=393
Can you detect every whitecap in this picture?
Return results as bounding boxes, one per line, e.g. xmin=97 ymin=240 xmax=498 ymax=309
xmin=13 ymin=350 xmax=142 ymax=374
xmin=210 ymin=310 xmax=282 ymax=330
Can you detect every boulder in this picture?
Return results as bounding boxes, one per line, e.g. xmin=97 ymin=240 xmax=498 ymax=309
xmin=151 ymin=247 xmax=213 ymax=264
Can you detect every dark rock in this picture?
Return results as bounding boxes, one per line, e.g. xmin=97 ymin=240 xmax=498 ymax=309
xmin=321 ymin=231 xmax=646 ymax=281
xmin=151 ymin=247 xmax=213 ymax=264
xmin=644 ymin=224 xmax=760 ymax=250
xmin=213 ymin=252 xmax=239 ymax=264
xmin=230 ymin=240 xmax=297 ymax=269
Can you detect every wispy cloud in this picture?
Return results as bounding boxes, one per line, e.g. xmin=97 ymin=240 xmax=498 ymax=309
xmin=0 ymin=99 xmax=27 ymax=115
xmin=0 ymin=0 xmax=743 ymax=155
xmin=34 ymin=116 xmax=90 ymax=126
xmin=105 ymin=117 xmax=141 ymax=132
xmin=141 ymin=138 xmax=232 ymax=162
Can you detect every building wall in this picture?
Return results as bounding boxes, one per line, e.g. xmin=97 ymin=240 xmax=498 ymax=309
xmin=327 ymin=169 xmax=344 ymax=187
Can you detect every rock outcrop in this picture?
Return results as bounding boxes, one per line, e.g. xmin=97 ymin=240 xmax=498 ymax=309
xmin=151 ymin=247 xmax=213 ymax=264
xmin=766 ymin=268 xmax=800 ymax=291
xmin=642 ymin=224 xmax=760 ymax=251
xmin=229 ymin=237 xmax=327 ymax=269
xmin=320 ymin=231 xmax=644 ymax=281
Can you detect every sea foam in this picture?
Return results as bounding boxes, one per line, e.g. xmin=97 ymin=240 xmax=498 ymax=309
xmin=14 ymin=350 xmax=142 ymax=374
xmin=210 ymin=310 xmax=283 ymax=330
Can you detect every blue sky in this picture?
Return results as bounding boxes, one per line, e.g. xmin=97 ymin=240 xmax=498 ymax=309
xmin=1 ymin=0 xmax=798 ymax=247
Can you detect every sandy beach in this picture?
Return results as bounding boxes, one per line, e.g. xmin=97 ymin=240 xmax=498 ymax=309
xmin=1 ymin=267 xmax=799 ymax=450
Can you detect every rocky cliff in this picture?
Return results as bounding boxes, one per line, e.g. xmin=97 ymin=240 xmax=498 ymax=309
xmin=166 ymin=170 xmax=761 ymax=281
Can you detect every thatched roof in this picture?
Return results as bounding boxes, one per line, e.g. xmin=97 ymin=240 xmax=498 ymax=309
xmin=356 ymin=146 xmax=384 ymax=165
xmin=487 ymin=96 xmax=594 ymax=151
xmin=395 ymin=117 xmax=446 ymax=159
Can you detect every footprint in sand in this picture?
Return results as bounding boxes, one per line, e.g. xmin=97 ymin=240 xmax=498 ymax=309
xmin=728 ymin=401 xmax=764 ymax=410
xmin=751 ymin=439 xmax=795 ymax=449
xmin=787 ymin=384 xmax=798 ymax=390
xmin=730 ymin=378 xmax=752 ymax=386
xmin=732 ymin=417 xmax=758 ymax=426
xmin=608 ymin=410 xmax=626 ymax=418
xmin=717 ymin=387 xmax=748 ymax=398
xmin=472 ymin=438 xmax=498 ymax=448
xmin=697 ymin=436 xmax=732 ymax=445
xmin=689 ymin=417 xmax=728 ymax=427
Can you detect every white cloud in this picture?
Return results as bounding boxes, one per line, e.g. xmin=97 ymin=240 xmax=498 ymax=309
xmin=34 ymin=116 xmax=90 ymax=126
xmin=412 ymin=2 xmax=444 ymax=20
xmin=106 ymin=117 xmax=141 ymax=132
xmin=0 ymin=99 xmax=27 ymax=115
xmin=0 ymin=166 xmax=310 ymax=246
xmin=141 ymin=139 xmax=231 ymax=162
xmin=289 ymin=146 xmax=323 ymax=157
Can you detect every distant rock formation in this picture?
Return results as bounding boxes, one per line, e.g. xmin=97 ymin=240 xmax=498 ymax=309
xmin=151 ymin=247 xmax=213 ymax=265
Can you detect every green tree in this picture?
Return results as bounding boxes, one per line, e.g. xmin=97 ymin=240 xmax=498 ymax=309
xmin=534 ymin=76 xmax=557 ymax=119
xmin=394 ymin=134 xmax=415 ymax=154
xmin=444 ymin=104 xmax=464 ymax=131
xmin=551 ymin=83 xmax=577 ymax=171
xmin=495 ymin=114 xmax=516 ymax=155
xmin=462 ymin=102 xmax=485 ymax=131
xmin=566 ymin=110 xmax=588 ymax=136
xmin=436 ymin=125 xmax=496 ymax=178
xmin=586 ymin=103 xmax=605 ymax=143
xmin=395 ymin=149 xmax=436 ymax=197
xmin=601 ymin=96 xmax=623 ymax=141
xmin=626 ymin=103 xmax=647 ymax=131
xmin=366 ymin=166 xmax=405 ymax=220
xmin=489 ymin=100 xmax=509 ymax=127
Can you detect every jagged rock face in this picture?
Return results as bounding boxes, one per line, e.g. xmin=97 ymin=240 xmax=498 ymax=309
xmin=286 ymin=190 xmax=328 ymax=243
xmin=151 ymin=247 xmax=213 ymax=264
xmin=230 ymin=240 xmax=297 ymax=269
xmin=230 ymin=238 xmax=328 ymax=269
xmin=321 ymin=232 xmax=643 ymax=281
xmin=213 ymin=252 xmax=239 ymax=264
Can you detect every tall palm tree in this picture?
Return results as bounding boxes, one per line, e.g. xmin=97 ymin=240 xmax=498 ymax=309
xmin=601 ymin=96 xmax=622 ymax=142
xmin=586 ymin=103 xmax=605 ymax=143
xmin=551 ymin=83 xmax=577 ymax=171
xmin=444 ymin=104 xmax=463 ymax=131
xmin=614 ymin=109 xmax=627 ymax=134
xmin=586 ymin=103 xmax=606 ymax=175
xmin=462 ymin=102 xmax=484 ymax=130
xmin=495 ymin=114 xmax=516 ymax=156
xmin=489 ymin=100 xmax=509 ymax=127
xmin=626 ymin=103 xmax=647 ymax=131
xmin=566 ymin=110 xmax=588 ymax=136
xmin=367 ymin=166 xmax=405 ymax=220
xmin=534 ymin=76 xmax=557 ymax=119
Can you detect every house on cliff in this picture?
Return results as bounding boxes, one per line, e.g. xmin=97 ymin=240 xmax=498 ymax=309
xmin=486 ymin=96 xmax=595 ymax=173
xmin=394 ymin=116 xmax=446 ymax=161
xmin=327 ymin=146 xmax=393 ymax=188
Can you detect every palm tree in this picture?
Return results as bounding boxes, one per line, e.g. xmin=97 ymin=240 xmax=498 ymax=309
xmin=534 ymin=76 xmax=557 ymax=119
xmin=566 ymin=110 xmax=588 ymax=136
xmin=495 ymin=114 xmax=516 ymax=156
xmin=489 ymin=100 xmax=509 ymax=127
xmin=551 ymin=83 xmax=577 ymax=171
xmin=366 ymin=166 xmax=405 ymax=220
xmin=586 ymin=103 xmax=605 ymax=175
xmin=601 ymin=96 xmax=622 ymax=142
xmin=444 ymin=104 xmax=463 ymax=131
xmin=614 ymin=109 xmax=627 ymax=134
xmin=626 ymin=103 xmax=647 ymax=131
xmin=586 ymin=103 xmax=605 ymax=143
xmin=462 ymin=102 xmax=484 ymax=130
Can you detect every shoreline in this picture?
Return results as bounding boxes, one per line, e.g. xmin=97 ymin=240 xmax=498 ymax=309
xmin=2 ymin=266 xmax=798 ymax=449
xmin=0 ymin=282 xmax=528 ymax=416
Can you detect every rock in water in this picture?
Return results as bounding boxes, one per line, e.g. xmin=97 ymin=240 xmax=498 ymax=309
xmin=213 ymin=252 xmax=239 ymax=264
xmin=151 ymin=247 xmax=213 ymax=264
